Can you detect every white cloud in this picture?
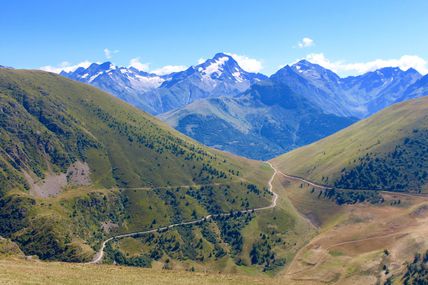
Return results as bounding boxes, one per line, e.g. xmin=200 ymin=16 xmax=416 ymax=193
xmin=104 ymin=48 xmax=119 ymax=59
xmin=152 ymin=65 xmax=187 ymax=75
xmin=129 ymin=57 xmax=150 ymax=71
xmin=225 ymin=53 xmax=263 ymax=73
xmin=39 ymin=60 xmax=92 ymax=74
xmin=198 ymin=58 xmax=206 ymax=64
xmin=298 ymin=37 xmax=314 ymax=48
xmin=303 ymin=53 xmax=428 ymax=76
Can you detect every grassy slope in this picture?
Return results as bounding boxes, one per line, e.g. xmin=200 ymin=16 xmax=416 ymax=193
xmin=0 ymin=69 xmax=270 ymax=189
xmin=271 ymin=96 xmax=428 ymax=192
xmin=0 ymin=69 xmax=273 ymax=264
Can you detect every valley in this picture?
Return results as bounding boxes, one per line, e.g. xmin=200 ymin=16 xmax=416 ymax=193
xmin=61 ymin=55 xmax=428 ymax=160
xmin=3 ymin=1 xmax=428 ymax=284
xmin=0 ymin=68 xmax=427 ymax=284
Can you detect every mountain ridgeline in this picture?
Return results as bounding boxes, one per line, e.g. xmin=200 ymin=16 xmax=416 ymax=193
xmin=61 ymin=54 xmax=428 ymax=160
xmin=0 ymin=69 xmax=274 ymax=264
xmin=61 ymin=53 xmax=267 ymax=115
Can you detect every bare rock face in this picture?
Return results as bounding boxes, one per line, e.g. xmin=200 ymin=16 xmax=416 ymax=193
xmin=66 ymin=161 xmax=91 ymax=186
xmin=24 ymin=161 xmax=92 ymax=198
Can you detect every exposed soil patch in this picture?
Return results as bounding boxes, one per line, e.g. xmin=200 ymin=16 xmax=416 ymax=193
xmin=66 ymin=161 xmax=91 ymax=186
xmin=25 ymin=161 xmax=92 ymax=198
xmin=24 ymin=171 xmax=67 ymax=198
xmin=101 ymin=221 xmax=119 ymax=234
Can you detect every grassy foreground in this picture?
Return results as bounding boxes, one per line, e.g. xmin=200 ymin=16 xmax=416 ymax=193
xmin=0 ymin=258 xmax=277 ymax=285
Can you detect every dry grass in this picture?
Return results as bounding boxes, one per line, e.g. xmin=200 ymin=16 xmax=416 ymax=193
xmin=273 ymin=176 xmax=428 ymax=284
xmin=0 ymin=258 xmax=281 ymax=285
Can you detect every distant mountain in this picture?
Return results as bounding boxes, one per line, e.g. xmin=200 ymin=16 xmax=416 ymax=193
xmin=160 ymin=80 xmax=357 ymax=160
xmin=341 ymin=67 xmax=422 ymax=115
xmin=142 ymin=53 xmax=267 ymax=114
xmin=273 ymin=60 xmax=422 ymax=118
xmin=60 ymin=62 xmax=165 ymax=113
xmin=61 ymin=53 xmax=267 ymax=114
xmin=161 ymin=62 xmax=426 ymax=160
xmin=61 ymin=56 xmax=427 ymax=160
xmin=397 ymin=73 xmax=428 ymax=103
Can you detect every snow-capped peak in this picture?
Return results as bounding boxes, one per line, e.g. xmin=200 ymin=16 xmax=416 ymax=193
xmin=61 ymin=62 xmax=164 ymax=91
xmin=201 ymin=56 xmax=229 ymax=77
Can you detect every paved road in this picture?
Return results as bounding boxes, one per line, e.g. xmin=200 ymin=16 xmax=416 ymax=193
xmin=86 ymin=162 xmax=278 ymax=264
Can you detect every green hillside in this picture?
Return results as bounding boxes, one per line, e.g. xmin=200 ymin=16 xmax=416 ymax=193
xmin=271 ymin=96 xmax=428 ymax=193
xmin=0 ymin=69 xmax=274 ymax=265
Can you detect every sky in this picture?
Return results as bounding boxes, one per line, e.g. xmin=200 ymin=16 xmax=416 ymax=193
xmin=1 ymin=0 xmax=428 ymax=76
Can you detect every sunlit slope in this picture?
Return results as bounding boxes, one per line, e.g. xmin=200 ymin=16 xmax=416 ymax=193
xmin=0 ymin=69 xmax=270 ymax=190
xmin=272 ymin=96 xmax=428 ymax=192
xmin=0 ymin=69 xmax=273 ymax=262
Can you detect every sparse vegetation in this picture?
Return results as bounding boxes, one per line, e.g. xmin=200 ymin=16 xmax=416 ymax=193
xmin=312 ymin=188 xmax=384 ymax=205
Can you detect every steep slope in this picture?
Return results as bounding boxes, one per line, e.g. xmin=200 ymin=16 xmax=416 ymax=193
xmin=272 ymin=60 xmax=348 ymax=117
xmin=142 ymin=53 xmax=267 ymax=114
xmin=0 ymin=69 xmax=274 ymax=264
xmin=273 ymin=61 xmax=421 ymax=118
xmin=61 ymin=53 xmax=267 ymax=115
xmin=271 ymin=96 xmax=428 ymax=192
xmin=342 ymin=67 xmax=421 ymax=114
xmin=398 ymin=73 xmax=428 ymax=103
xmin=160 ymin=80 xmax=357 ymax=160
xmin=60 ymin=62 xmax=165 ymax=113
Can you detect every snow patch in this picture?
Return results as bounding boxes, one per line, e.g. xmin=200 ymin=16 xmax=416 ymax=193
xmin=202 ymin=56 xmax=229 ymax=77
xmin=232 ymin=71 xmax=243 ymax=82
xmin=89 ymin=71 xmax=103 ymax=82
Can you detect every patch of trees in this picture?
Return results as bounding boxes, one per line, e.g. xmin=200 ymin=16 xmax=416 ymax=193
xmin=71 ymin=191 xmax=125 ymax=246
xmin=249 ymin=233 xmax=286 ymax=271
xmin=335 ymin=131 xmax=428 ymax=193
xmin=312 ymin=188 xmax=383 ymax=205
xmin=0 ymin=194 xmax=35 ymax=236
xmin=105 ymin=243 xmax=151 ymax=267
xmin=403 ymin=250 xmax=428 ymax=284
xmin=247 ymin=184 xmax=260 ymax=195
xmin=216 ymin=213 xmax=254 ymax=256
xmin=187 ymin=185 xmax=222 ymax=214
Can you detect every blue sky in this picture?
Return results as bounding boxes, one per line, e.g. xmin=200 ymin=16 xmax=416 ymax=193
xmin=1 ymin=0 xmax=428 ymax=76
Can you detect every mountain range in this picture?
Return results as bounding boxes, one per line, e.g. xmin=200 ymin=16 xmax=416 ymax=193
xmin=61 ymin=53 xmax=267 ymax=115
xmin=61 ymin=54 xmax=428 ymax=160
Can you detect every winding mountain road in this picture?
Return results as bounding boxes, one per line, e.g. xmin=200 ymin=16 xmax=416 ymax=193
xmin=87 ymin=162 xmax=278 ymax=264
